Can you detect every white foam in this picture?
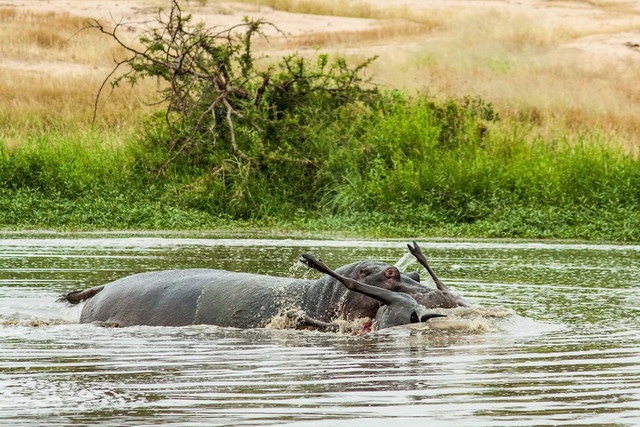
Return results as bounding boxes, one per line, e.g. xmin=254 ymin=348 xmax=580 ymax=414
xmin=380 ymin=306 xmax=563 ymax=336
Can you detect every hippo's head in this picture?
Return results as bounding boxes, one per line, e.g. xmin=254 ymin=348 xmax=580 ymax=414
xmin=301 ymin=254 xmax=446 ymax=330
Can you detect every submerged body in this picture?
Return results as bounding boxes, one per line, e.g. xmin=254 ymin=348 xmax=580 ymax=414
xmin=78 ymin=269 xmax=307 ymax=328
xmin=63 ymin=248 xmax=468 ymax=329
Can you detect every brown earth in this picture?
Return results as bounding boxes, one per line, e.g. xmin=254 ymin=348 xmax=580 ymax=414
xmin=2 ymin=0 xmax=640 ymax=144
xmin=5 ymin=0 xmax=639 ymax=71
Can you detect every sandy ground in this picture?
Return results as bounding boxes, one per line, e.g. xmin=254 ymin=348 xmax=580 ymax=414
xmin=2 ymin=0 xmax=640 ymax=110
xmin=4 ymin=0 xmax=640 ymax=62
xmin=2 ymin=1 xmax=379 ymax=35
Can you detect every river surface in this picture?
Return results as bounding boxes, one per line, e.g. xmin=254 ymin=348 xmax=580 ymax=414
xmin=0 ymin=233 xmax=638 ymax=426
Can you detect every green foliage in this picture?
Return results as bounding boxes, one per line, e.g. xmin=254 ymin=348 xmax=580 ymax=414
xmin=0 ymin=134 xmax=130 ymax=197
xmin=1 ymin=0 xmax=639 ymax=240
xmin=95 ymin=1 xmax=378 ymax=175
xmin=2 ymin=91 xmax=639 ymax=240
xmin=317 ymin=98 xmax=640 ymax=238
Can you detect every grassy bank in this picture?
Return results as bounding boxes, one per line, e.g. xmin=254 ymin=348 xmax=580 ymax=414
xmin=1 ymin=94 xmax=638 ymax=241
xmin=1 ymin=2 xmax=639 ymax=241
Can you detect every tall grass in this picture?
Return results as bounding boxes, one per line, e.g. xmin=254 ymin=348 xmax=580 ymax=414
xmin=0 ymin=131 xmax=219 ymax=229
xmin=0 ymin=8 xmax=126 ymax=64
xmin=317 ymin=96 xmax=639 ymax=214
xmin=2 ymin=92 xmax=638 ymax=240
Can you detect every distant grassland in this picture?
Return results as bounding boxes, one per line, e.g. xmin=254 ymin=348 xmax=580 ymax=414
xmin=1 ymin=3 xmax=639 ymax=240
xmin=224 ymin=0 xmax=640 ymax=151
xmin=0 ymin=7 xmax=153 ymax=141
xmin=2 ymin=3 xmax=640 ymax=145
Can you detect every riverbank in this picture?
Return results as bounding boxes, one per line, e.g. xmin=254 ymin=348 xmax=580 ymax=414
xmin=1 ymin=207 xmax=637 ymax=242
xmin=1 ymin=107 xmax=638 ymax=242
xmin=1 ymin=1 xmax=639 ymax=242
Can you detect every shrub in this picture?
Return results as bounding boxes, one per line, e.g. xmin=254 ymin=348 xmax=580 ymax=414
xmin=93 ymin=1 xmax=378 ymax=169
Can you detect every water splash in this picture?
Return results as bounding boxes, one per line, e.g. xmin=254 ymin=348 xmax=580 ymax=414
xmin=263 ymin=305 xmax=551 ymax=338
xmin=286 ymin=258 xmax=312 ymax=278
xmin=0 ymin=314 xmax=71 ymax=327
xmin=265 ymin=309 xmax=371 ymax=335
xmin=382 ymin=306 xmax=565 ymax=339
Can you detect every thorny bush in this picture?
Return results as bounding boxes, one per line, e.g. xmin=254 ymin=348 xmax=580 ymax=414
xmin=92 ymin=0 xmax=379 ymax=174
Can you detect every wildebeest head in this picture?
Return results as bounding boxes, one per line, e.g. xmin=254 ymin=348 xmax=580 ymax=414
xmin=328 ymin=260 xmax=433 ymax=318
xmin=331 ymin=252 xmax=468 ymax=316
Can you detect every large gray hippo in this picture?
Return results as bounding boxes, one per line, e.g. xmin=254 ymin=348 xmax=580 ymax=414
xmin=59 ymin=242 xmax=468 ymax=330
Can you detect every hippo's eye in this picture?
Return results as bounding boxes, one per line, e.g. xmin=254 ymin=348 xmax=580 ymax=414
xmin=384 ymin=267 xmax=399 ymax=280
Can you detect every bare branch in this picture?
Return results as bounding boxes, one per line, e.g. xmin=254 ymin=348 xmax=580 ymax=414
xmin=90 ymin=0 xmax=377 ymax=173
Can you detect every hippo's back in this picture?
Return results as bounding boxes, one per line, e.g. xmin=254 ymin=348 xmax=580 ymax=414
xmin=80 ymin=269 xmax=305 ymax=327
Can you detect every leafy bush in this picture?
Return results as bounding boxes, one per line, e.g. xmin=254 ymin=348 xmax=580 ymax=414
xmin=94 ymin=1 xmax=378 ymax=168
xmin=2 ymin=0 xmax=639 ymax=240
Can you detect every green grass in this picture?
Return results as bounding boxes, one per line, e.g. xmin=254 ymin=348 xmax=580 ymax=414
xmin=1 ymin=92 xmax=638 ymax=241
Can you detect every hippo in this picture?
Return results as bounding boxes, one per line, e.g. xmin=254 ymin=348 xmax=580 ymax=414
xmin=299 ymin=253 xmax=447 ymax=330
xmin=59 ymin=242 xmax=467 ymax=329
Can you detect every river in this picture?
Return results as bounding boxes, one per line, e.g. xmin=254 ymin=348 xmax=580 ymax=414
xmin=1 ymin=233 xmax=638 ymax=426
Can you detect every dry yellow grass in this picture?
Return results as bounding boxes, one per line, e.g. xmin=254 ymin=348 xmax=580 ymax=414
xmin=216 ymin=0 xmax=449 ymax=27
xmin=221 ymin=0 xmax=392 ymax=20
xmin=0 ymin=68 xmax=153 ymax=127
xmin=274 ymin=21 xmax=434 ymax=49
xmin=2 ymin=0 xmax=640 ymax=151
xmin=0 ymin=7 xmax=154 ymax=138
xmin=3 ymin=8 xmax=94 ymax=62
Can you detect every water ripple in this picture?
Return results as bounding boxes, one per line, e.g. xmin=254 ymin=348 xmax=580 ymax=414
xmin=0 ymin=236 xmax=638 ymax=425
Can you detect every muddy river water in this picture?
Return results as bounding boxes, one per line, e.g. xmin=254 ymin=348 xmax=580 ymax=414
xmin=0 ymin=233 xmax=638 ymax=426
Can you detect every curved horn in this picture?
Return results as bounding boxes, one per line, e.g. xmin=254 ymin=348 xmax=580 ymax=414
xmin=407 ymin=241 xmax=449 ymax=291
xmin=410 ymin=311 xmax=447 ymax=323
xmin=300 ymin=254 xmax=405 ymax=306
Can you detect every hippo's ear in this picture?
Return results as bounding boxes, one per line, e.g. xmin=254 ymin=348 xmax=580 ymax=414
xmin=405 ymin=272 xmax=420 ymax=282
